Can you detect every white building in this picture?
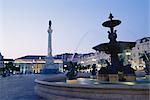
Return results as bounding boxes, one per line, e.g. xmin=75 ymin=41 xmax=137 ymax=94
xmin=15 ymin=55 xmax=63 ymax=74
xmin=77 ymin=50 xmax=137 ymax=72
xmin=118 ymin=49 xmax=133 ymax=66
xmin=15 ymin=55 xmax=45 ymax=74
xmin=78 ymin=52 xmax=110 ymax=71
xmin=54 ymin=53 xmax=82 ymax=72
xmin=131 ymin=37 xmax=150 ymax=70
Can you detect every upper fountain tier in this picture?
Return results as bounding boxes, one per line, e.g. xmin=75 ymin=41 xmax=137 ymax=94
xmin=102 ymin=13 xmax=121 ymax=28
xmin=93 ymin=13 xmax=135 ymax=54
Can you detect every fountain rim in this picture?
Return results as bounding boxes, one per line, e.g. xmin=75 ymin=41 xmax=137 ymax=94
xmin=35 ymin=79 xmax=149 ymax=90
xmin=93 ymin=41 xmax=136 ymax=54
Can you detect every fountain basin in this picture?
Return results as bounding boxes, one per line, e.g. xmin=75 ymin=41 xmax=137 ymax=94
xmin=93 ymin=41 xmax=135 ymax=54
xmin=35 ymin=75 xmax=149 ymax=100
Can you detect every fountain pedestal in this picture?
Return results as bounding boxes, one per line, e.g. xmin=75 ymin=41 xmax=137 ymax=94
xmin=124 ymin=75 xmax=136 ymax=81
xmin=108 ymin=74 xmax=119 ymax=82
xmin=97 ymin=74 xmax=108 ymax=81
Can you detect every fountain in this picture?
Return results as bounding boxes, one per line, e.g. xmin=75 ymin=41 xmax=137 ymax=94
xmin=93 ymin=13 xmax=136 ymax=82
xmin=35 ymin=14 xmax=150 ymax=100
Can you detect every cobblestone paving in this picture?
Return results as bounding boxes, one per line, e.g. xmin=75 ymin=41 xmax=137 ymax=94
xmin=0 ymin=74 xmax=48 ymax=100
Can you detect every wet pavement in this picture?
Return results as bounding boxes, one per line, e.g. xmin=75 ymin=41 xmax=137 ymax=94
xmin=0 ymin=74 xmax=49 ymax=100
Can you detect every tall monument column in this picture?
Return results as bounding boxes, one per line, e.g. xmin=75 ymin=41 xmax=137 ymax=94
xmin=47 ymin=20 xmax=53 ymax=63
xmin=41 ymin=20 xmax=59 ymax=74
xmin=48 ymin=20 xmax=52 ymax=57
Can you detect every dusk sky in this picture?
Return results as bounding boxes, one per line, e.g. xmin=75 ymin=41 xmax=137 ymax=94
xmin=0 ymin=0 xmax=149 ymax=59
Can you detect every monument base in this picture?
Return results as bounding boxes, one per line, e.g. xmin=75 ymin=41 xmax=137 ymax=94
xmin=41 ymin=69 xmax=59 ymax=74
xmin=41 ymin=62 xmax=60 ymax=74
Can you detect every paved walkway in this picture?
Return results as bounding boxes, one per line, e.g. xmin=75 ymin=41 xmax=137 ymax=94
xmin=0 ymin=74 xmax=49 ymax=100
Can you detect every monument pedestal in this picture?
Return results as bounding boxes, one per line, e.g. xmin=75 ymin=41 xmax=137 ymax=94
xmin=41 ymin=68 xmax=59 ymax=74
xmin=41 ymin=57 xmax=59 ymax=74
xmin=41 ymin=62 xmax=59 ymax=74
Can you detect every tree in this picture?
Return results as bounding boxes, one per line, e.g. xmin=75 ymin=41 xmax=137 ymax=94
xmin=5 ymin=62 xmax=14 ymax=73
xmin=0 ymin=67 xmax=5 ymax=75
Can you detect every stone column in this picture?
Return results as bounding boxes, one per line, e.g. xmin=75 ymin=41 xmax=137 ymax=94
xmin=46 ymin=21 xmax=53 ymax=64
xmin=47 ymin=24 xmax=53 ymax=57
xmin=41 ymin=20 xmax=58 ymax=74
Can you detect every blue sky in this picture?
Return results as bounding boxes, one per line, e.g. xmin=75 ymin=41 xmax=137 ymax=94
xmin=0 ymin=0 xmax=149 ymax=58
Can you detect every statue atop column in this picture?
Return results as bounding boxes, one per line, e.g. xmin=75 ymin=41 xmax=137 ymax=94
xmin=48 ymin=20 xmax=53 ymax=34
xmin=49 ymin=20 xmax=52 ymax=27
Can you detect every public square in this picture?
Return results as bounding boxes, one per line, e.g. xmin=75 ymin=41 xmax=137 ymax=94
xmin=0 ymin=0 xmax=149 ymax=100
xmin=0 ymin=74 xmax=46 ymax=100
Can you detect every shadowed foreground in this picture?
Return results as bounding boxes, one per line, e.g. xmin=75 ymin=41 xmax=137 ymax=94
xmin=0 ymin=74 xmax=47 ymax=100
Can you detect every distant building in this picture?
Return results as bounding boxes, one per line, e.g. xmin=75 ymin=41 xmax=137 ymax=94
xmin=78 ymin=52 xmax=110 ymax=71
xmin=15 ymin=55 xmax=63 ymax=74
xmin=118 ymin=49 xmax=133 ymax=66
xmin=15 ymin=55 xmax=45 ymax=74
xmin=54 ymin=53 xmax=72 ymax=62
xmin=54 ymin=53 xmax=82 ymax=62
xmin=77 ymin=49 xmax=136 ymax=73
xmin=54 ymin=53 xmax=83 ymax=72
xmin=4 ymin=59 xmax=14 ymax=64
xmin=131 ymin=37 xmax=150 ymax=70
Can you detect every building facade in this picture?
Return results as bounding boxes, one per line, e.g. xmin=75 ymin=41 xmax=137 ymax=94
xmin=15 ymin=55 xmax=63 ymax=74
xmin=54 ymin=53 xmax=83 ymax=72
xmin=118 ymin=49 xmax=133 ymax=66
xmin=77 ymin=52 xmax=110 ymax=71
xmin=54 ymin=53 xmax=82 ymax=62
xmin=15 ymin=55 xmax=46 ymax=74
xmin=131 ymin=37 xmax=150 ymax=70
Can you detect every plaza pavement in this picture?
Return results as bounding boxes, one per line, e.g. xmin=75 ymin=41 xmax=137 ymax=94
xmin=0 ymin=74 xmax=49 ymax=100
